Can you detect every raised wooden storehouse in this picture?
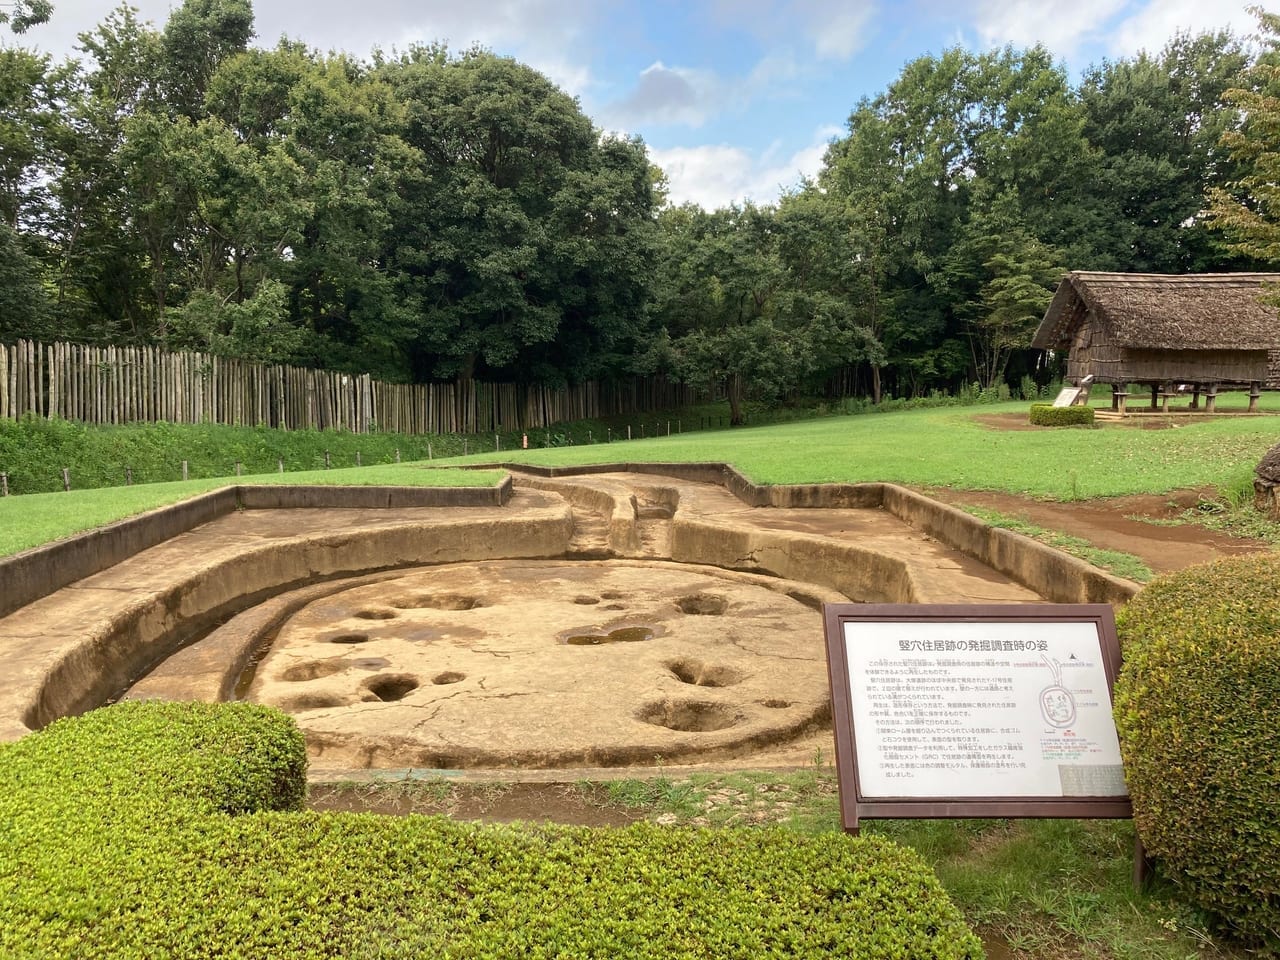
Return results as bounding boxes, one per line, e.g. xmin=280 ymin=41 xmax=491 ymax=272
xmin=1032 ymin=272 xmax=1280 ymax=412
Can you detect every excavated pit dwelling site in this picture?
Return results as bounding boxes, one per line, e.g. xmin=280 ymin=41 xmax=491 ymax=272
xmin=0 ymin=467 xmax=1130 ymax=773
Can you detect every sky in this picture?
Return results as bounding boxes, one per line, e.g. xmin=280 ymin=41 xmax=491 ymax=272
xmin=13 ymin=0 xmax=1272 ymax=209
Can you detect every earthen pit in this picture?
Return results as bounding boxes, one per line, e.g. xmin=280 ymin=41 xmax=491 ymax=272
xmin=235 ymin=560 xmax=842 ymax=770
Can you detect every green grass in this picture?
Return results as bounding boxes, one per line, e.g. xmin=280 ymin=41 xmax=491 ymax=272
xmin=5 ymin=398 xmax=1279 ymax=558
xmin=442 ymin=400 xmax=1280 ymax=500
xmin=0 ymin=464 xmax=503 ymax=557
xmin=960 ymin=506 xmax=1155 ymax=582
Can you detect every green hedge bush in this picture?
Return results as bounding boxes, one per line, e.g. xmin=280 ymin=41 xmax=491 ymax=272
xmin=0 ymin=701 xmax=982 ymax=959
xmin=1028 ymin=403 xmax=1095 ymax=426
xmin=1114 ymin=554 xmax=1280 ymax=946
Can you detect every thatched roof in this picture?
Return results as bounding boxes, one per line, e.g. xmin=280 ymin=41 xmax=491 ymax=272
xmin=1033 ymin=272 xmax=1280 ymax=351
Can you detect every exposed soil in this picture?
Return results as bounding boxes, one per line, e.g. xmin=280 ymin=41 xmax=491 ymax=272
xmin=308 ymin=780 xmax=645 ymax=827
xmin=920 ymin=485 xmax=1270 ymax=576
xmin=955 ymin=412 xmax=1275 ymax=575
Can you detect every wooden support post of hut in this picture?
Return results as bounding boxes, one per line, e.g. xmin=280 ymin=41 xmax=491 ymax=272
xmin=1033 ymin=272 xmax=1280 ymax=417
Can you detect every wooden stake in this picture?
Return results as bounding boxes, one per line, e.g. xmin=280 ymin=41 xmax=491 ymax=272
xmin=278 ymin=458 xmax=284 ymax=473
xmin=1133 ymin=836 xmax=1151 ymax=891
xmin=126 ymin=467 xmax=132 ymax=486
xmin=235 ymin=461 xmax=242 ymax=477
xmin=395 ymin=448 xmax=400 ymax=463
xmin=324 ymin=450 xmax=331 ymax=469
xmin=1 ymin=472 xmax=7 ymax=497
xmin=182 ymin=460 xmax=189 ymax=482
xmin=61 ymin=467 xmax=70 ymax=492
xmin=356 ymin=451 xmax=362 ymax=466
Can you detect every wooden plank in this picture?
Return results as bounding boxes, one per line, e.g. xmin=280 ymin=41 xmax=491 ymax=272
xmin=0 ymin=342 xmax=9 ymax=420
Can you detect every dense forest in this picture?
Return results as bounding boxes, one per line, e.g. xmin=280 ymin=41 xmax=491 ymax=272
xmin=2 ymin=1 xmax=1278 ymax=421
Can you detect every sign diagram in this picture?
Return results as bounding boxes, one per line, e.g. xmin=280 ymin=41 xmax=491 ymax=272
xmin=823 ymin=604 xmax=1132 ymax=831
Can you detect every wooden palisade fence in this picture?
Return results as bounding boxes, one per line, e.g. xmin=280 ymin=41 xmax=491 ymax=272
xmin=0 ymin=340 xmax=696 ymax=435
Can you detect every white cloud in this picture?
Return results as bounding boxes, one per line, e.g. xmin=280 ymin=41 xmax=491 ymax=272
xmin=650 ymin=125 xmax=841 ymax=209
xmin=971 ymin=0 xmax=1128 ymax=57
xmin=605 ymin=49 xmax=809 ymax=131
xmin=807 ymin=4 xmax=877 ymax=59
xmin=25 ymin=0 xmax=599 ymax=96
xmin=707 ymin=0 xmax=877 ymax=62
xmin=966 ymin=0 xmax=1263 ymax=63
xmin=1106 ymin=0 xmax=1259 ymax=58
xmin=389 ymin=0 xmax=600 ymax=95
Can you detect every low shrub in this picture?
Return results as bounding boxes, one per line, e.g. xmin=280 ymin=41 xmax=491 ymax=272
xmin=1028 ymin=403 xmax=1095 ymax=426
xmin=0 ymin=701 xmax=982 ymax=959
xmin=1113 ymin=554 xmax=1280 ymax=946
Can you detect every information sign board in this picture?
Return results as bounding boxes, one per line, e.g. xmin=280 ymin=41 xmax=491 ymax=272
xmin=823 ymin=604 xmax=1131 ymax=832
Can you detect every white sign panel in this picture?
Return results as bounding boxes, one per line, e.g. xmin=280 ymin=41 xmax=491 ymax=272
xmin=844 ymin=619 xmax=1126 ymax=799
xmin=1051 ymin=387 xmax=1080 ymax=408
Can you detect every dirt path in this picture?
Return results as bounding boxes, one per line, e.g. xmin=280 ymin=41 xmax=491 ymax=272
xmin=921 ymin=485 xmax=1270 ymax=576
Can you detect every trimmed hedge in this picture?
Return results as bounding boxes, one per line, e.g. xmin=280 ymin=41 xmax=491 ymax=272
xmin=1028 ymin=403 xmax=1095 ymax=426
xmin=1114 ymin=554 xmax=1280 ymax=946
xmin=0 ymin=701 xmax=983 ymax=959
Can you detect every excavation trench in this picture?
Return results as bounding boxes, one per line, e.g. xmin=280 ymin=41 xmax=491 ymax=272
xmin=3 ymin=469 xmax=1100 ymax=767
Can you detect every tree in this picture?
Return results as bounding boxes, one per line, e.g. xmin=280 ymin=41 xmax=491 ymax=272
xmin=1207 ymin=11 xmax=1280 ymax=266
xmin=44 ymin=6 xmax=164 ymax=341
xmin=946 ymin=190 xmax=1062 ymax=387
xmin=159 ymin=0 xmax=253 ymax=119
xmin=0 ymin=220 xmax=50 ymax=338
xmin=819 ymin=45 xmax=1092 ymax=395
xmin=653 ymin=202 xmax=826 ymax=424
xmin=381 ymin=48 xmax=659 ymax=385
xmin=0 ymin=0 xmax=51 ymax=34
xmin=208 ymin=41 xmax=420 ymax=375
xmin=0 ymin=47 xmax=56 ymax=232
xmin=771 ymin=186 xmax=886 ymax=397
xmin=1084 ymin=30 xmax=1252 ymax=272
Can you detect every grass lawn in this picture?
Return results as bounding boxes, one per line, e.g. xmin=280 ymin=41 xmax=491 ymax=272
xmin=4 ymin=400 xmax=1279 ymax=557
xmin=0 ymin=465 xmax=503 ymax=558
xmin=446 ymin=400 xmax=1280 ymax=500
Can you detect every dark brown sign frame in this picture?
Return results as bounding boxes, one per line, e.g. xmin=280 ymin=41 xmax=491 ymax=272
xmin=823 ymin=603 xmax=1132 ymax=833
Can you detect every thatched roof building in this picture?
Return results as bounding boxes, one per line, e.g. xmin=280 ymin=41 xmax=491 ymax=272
xmin=1033 ymin=272 xmax=1280 ymax=409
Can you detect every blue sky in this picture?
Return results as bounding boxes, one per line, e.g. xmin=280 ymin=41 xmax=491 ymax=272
xmin=19 ymin=0 xmax=1271 ymax=208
